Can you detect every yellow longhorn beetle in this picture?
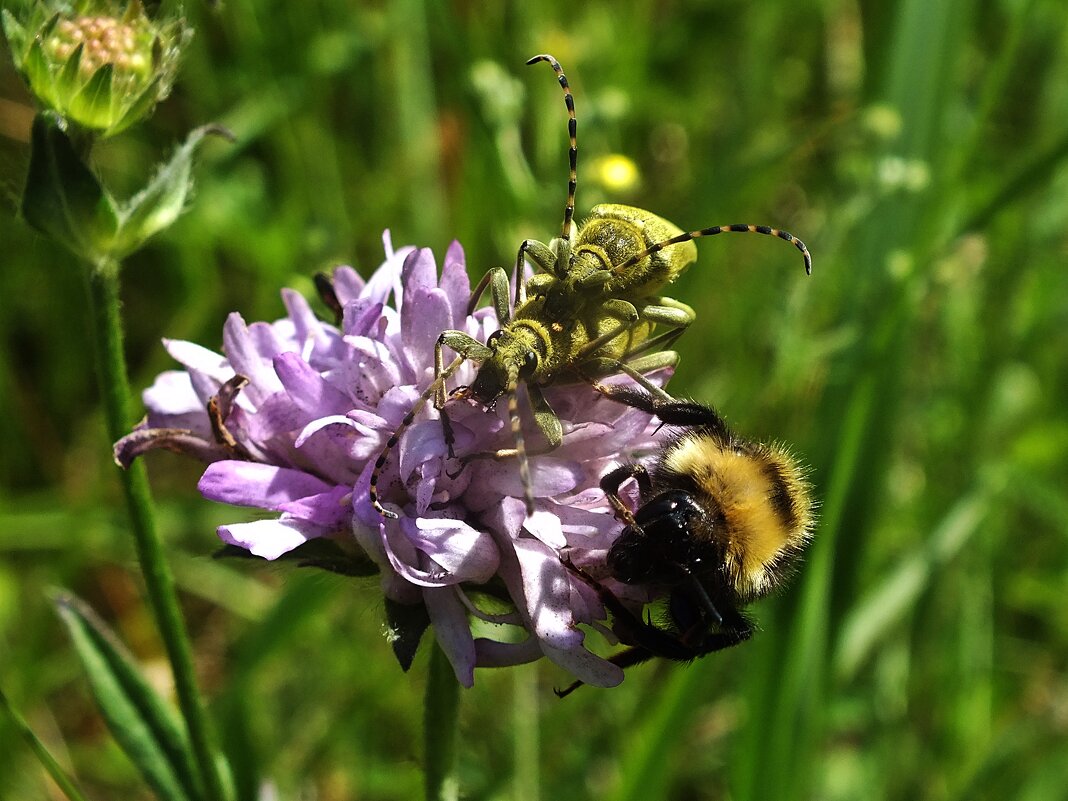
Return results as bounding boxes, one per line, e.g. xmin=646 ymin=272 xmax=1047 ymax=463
xmin=370 ymin=54 xmax=810 ymax=519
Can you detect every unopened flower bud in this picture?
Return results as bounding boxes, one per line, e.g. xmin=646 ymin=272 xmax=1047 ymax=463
xmin=2 ymin=1 xmax=191 ymax=137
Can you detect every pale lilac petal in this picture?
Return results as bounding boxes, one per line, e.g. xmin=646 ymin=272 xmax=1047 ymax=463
xmin=540 ymin=642 xmax=623 ymax=689
xmin=162 ymin=339 xmax=229 ymax=380
xmin=218 ymin=517 xmax=326 ymax=560
xmin=199 ymin=462 xmax=334 ymax=509
xmin=398 ymin=420 xmax=448 ymax=480
xmin=277 ymin=485 xmax=351 ymax=527
xmin=468 ymin=458 xmax=581 ymax=503
xmin=247 ymin=321 xmax=285 ymax=361
xmin=473 ymin=637 xmax=543 ymax=667
xmin=143 ymin=370 xmax=201 ymax=416
xmin=401 ymin=287 xmax=452 ymax=372
xmin=281 ymin=289 xmax=329 ymax=356
xmin=412 ymin=517 xmax=499 ymax=582
xmin=512 ymin=537 xmax=583 ymax=651
xmin=440 ymin=240 xmax=471 ymax=327
xmin=379 ymin=513 xmax=499 ymax=587
xmin=401 ymin=248 xmax=437 ymax=299
xmin=423 ymin=586 xmax=476 ymax=687
xmin=223 ymin=314 xmax=282 ymax=401
xmin=524 ymin=509 xmax=567 ymax=549
xmin=272 ymin=352 xmax=352 ymax=417
xmin=341 ymin=299 xmax=385 ymax=338
xmin=331 ymin=265 xmax=365 ymax=305
xmin=295 ymin=414 xmax=380 ymax=458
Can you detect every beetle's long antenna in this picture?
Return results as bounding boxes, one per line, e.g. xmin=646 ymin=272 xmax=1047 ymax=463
xmin=370 ymin=355 xmax=466 ymax=519
xmin=527 ymin=54 xmax=577 ymax=239
xmin=613 ymin=224 xmax=813 ymax=276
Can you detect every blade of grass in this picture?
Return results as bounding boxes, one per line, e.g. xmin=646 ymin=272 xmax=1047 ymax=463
xmin=0 ymin=686 xmax=89 ymax=801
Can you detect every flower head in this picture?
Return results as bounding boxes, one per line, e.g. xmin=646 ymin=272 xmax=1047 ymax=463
xmin=116 ymin=235 xmax=666 ymax=688
xmin=2 ymin=0 xmax=190 ymax=136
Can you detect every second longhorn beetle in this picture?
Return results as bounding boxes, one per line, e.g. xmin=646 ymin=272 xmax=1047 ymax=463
xmin=370 ymin=54 xmax=811 ymax=519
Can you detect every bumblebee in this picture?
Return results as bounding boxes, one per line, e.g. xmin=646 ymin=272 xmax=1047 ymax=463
xmin=370 ymin=54 xmax=811 ymax=519
xmin=556 ymin=384 xmax=815 ymax=697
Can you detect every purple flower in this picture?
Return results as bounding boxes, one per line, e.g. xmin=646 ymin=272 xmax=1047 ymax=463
xmin=117 ymin=233 xmax=665 ymax=688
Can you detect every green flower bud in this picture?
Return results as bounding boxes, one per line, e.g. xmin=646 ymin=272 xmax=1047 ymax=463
xmin=2 ymin=1 xmax=191 ymax=138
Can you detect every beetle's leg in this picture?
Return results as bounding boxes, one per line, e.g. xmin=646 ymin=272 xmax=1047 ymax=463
xmin=370 ymin=331 xmax=493 ymax=519
xmin=467 ymin=266 xmax=514 ymax=324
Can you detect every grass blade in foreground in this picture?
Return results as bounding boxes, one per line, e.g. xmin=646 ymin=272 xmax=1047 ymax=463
xmin=54 ymin=591 xmax=205 ymax=801
xmin=0 ymin=686 xmax=90 ymax=801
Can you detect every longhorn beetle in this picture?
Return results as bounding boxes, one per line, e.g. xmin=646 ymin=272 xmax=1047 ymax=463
xmin=370 ymin=54 xmax=811 ymax=519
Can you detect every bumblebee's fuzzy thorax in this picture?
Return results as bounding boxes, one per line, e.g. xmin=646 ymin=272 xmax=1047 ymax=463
xmin=656 ymin=428 xmax=814 ymax=602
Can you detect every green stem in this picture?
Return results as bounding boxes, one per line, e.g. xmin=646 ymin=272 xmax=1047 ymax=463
xmin=423 ymin=643 xmax=461 ymax=801
xmin=0 ymin=686 xmax=90 ymax=801
xmin=85 ymin=262 xmax=228 ymax=801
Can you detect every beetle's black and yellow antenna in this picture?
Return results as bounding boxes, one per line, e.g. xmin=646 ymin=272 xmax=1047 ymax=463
xmin=527 ymin=54 xmax=577 ymax=239
xmin=614 ymin=224 xmax=813 ymax=276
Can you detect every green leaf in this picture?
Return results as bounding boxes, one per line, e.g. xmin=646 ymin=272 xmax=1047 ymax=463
xmin=69 ymin=62 xmax=115 ymax=130
xmin=384 ymin=597 xmax=431 ymax=672
xmin=112 ymin=124 xmax=232 ymax=257
xmin=21 ymin=113 xmax=119 ymax=263
xmin=1 ymin=10 xmax=28 ymax=56
xmin=23 ymin=39 xmax=55 ymax=104
xmin=53 ymin=591 xmax=205 ymax=801
xmin=0 ymin=686 xmax=90 ymax=801
xmin=111 ymin=72 xmax=164 ymax=136
xmin=58 ymin=42 xmax=86 ymax=106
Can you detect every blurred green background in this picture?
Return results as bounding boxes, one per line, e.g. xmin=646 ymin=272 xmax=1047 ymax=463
xmin=2 ymin=0 xmax=1067 ymax=799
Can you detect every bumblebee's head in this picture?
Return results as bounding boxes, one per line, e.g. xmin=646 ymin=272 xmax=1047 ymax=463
xmin=608 ymin=490 xmax=715 ymax=586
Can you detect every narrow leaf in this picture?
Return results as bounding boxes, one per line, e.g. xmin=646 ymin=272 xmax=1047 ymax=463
xmin=21 ymin=113 xmax=119 ymax=262
xmin=53 ymin=591 xmax=204 ymax=801
xmin=0 ymin=686 xmax=90 ymax=801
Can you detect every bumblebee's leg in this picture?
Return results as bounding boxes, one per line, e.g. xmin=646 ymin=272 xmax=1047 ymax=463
xmin=671 ymin=591 xmax=754 ymax=656
xmin=590 ymin=383 xmax=731 ymax=436
xmin=599 ymin=463 xmax=652 ymax=524
xmin=564 ymin=558 xmax=706 ymax=661
xmin=554 ymin=645 xmax=657 ymax=697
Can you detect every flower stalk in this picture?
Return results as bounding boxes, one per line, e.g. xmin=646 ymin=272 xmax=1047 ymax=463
xmin=424 ymin=642 xmax=461 ymax=801
xmin=85 ymin=263 xmax=229 ymax=801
